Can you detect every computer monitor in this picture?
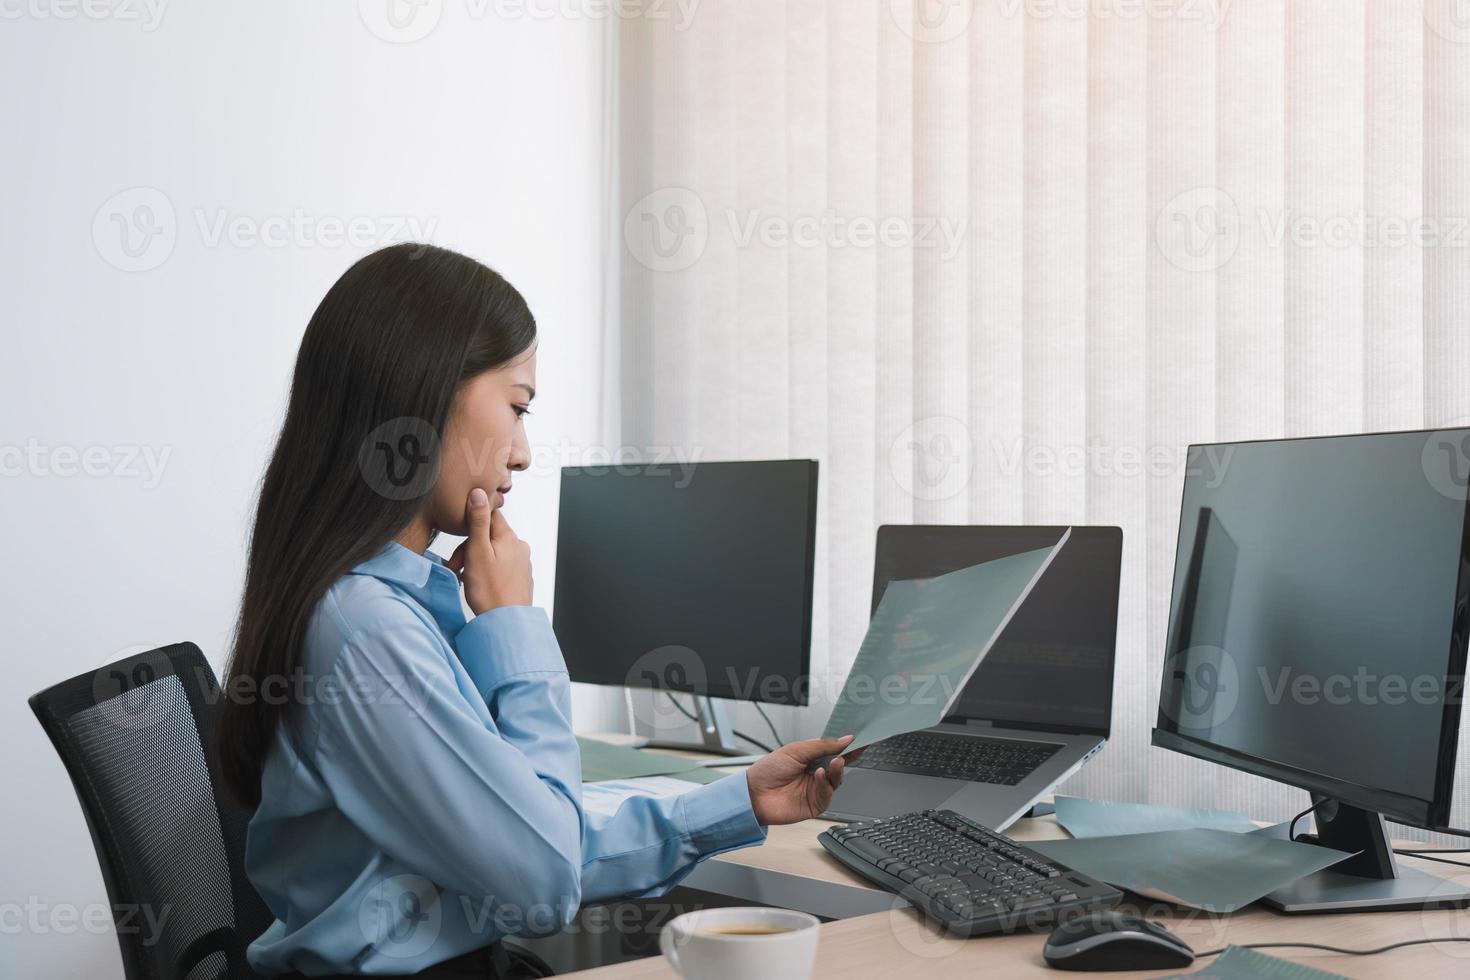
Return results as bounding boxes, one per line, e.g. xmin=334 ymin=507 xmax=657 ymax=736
xmin=553 ymin=459 xmax=818 ymax=754
xmin=871 ymin=525 xmax=1121 ymax=738
xmin=1153 ymin=429 xmax=1470 ymax=912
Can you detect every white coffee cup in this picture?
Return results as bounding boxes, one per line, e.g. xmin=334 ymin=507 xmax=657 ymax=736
xmin=658 ymin=906 xmax=820 ymax=980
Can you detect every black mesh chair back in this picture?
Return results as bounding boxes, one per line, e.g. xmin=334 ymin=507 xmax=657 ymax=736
xmin=29 ymin=642 xmax=272 ymax=980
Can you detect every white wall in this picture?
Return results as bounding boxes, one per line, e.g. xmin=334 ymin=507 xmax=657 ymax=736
xmin=0 ymin=6 xmax=609 ymax=976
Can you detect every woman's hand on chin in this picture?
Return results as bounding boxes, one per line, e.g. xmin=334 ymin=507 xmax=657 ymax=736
xmin=447 ymin=487 xmax=534 ymax=614
xmin=745 ymin=735 xmax=858 ymax=826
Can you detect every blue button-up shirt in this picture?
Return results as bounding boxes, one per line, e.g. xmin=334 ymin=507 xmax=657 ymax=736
xmin=245 ymin=542 xmax=767 ymax=976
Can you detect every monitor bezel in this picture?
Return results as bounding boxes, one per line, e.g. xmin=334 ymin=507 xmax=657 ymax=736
xmin=1151 ymin=428 xmax=1470 ymax=831
xmin=552 ymin=457 xmax=819 ymax=707
xmin=871 ymin=523 xmax=1123 ymax=738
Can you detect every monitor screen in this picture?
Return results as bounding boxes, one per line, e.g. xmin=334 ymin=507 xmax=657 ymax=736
xmin=871 ymin=526 xmax=1122 ymax=736
xmin=1153 ymin=430 xmax=1470 ymax=828
xmin=552 ymin=459 xmax=817 ymax=705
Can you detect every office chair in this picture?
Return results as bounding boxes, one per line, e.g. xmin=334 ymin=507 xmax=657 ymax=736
xmin=29 ymin=642 xmax=272 ymax=980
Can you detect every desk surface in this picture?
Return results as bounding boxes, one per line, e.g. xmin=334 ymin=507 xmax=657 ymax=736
xmin=564 ymin=749 xmax=1470 ymax=979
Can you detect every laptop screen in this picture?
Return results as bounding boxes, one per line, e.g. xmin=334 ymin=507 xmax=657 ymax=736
xmin=870 ymin=526 xmax=1121 ymax=736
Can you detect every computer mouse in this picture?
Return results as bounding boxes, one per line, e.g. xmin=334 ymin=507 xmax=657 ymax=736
xmin=1042 ymin=911 xmax=1196 ymax=972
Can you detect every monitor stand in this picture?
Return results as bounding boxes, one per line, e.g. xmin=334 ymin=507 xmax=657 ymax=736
xmin=1264 ymin=798 xmax=1470 ymax=913
xmin=641 ymin=694 xmax=749 ymax=757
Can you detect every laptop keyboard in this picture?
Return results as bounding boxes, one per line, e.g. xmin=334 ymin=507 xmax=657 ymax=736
xmin=849 ymin=731 xmax=1063 ymax=785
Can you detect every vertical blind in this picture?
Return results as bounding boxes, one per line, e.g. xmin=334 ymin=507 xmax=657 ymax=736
xmin=603 ymin=0 xmax=1470 ymax=835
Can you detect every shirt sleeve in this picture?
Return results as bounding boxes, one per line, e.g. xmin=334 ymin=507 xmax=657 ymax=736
xmin=455 ymin=605 xmax=768 ymax=902
xmin=578 ymin=771 xmax=769 ymax=903
xmin=313 ymin=597 xmax=766 ymax=934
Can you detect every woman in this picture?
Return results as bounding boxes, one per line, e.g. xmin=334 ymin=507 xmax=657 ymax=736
xmin=216 ymin=243 xmax=853 ymax=979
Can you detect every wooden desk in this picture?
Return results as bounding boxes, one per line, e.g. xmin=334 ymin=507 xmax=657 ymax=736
xmin=563 ymin=753 xmax=1470 ymax=978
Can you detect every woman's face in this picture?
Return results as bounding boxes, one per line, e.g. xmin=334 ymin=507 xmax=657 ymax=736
xmin=427 ymin=345 xmax=536 ymax=535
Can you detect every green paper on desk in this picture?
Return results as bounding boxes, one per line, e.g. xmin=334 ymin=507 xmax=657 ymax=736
xmin=1055 ymin=796 xmax=1260 ymax=838
xmin=576 ymin=736 xmax=709 ymax=782
xmin=1165 ymin=945 xmax=1348 ymax=979
xmin=820 ymin=530 xmax=1070 ymax=752
xmin=1029 ymin=828 xmax=1352 ymax=913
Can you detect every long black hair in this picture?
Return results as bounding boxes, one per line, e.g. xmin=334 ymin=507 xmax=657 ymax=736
xmin=217 ymin=243 xmax=537 ymax=806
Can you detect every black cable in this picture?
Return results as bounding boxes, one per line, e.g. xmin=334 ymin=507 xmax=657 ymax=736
xmin=754 ymin=701 xmax=783 ymax=748
xmin=1393 ymin=850 xmax=1470 ymax=869
xmin=662 ymin=692 xmax=774 ymax=754
xmin=1195 ymin=937 xmax=1470 ymax=960
xmin=663 ymin=691 xmax=699 ymax=722
xmin=1396 ymin=847 xmax=1470 ymax=854
xmin=733 ymin=730 xmax=774 ymax=753
xmin=1287 ymin=800 xmax=1325 ymax=843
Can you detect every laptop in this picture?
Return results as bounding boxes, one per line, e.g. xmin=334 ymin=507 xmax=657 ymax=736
xmin=822 ymin=525 xmax=1122 ymax=831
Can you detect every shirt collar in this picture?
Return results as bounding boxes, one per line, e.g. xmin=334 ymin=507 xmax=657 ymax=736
xmin=349 ymin=541 xmax=467 ymax=633
xmin=351 ymin=540 xmax=440 ymax=589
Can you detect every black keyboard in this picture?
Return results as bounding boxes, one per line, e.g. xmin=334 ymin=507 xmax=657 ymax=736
xmin=848 ymin=731 xmax=1062 ymax=785
xmin=819 ymin=810 xmax=1121 ymax=937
